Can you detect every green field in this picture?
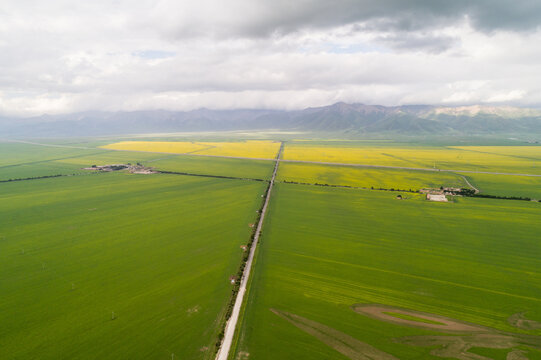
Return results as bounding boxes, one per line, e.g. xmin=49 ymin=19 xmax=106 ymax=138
xmin=0 ymin=142 xmax=166 ymax=181
xmin=277 ymin=162 xmax=466 ymax=191
xmin=0 ymin=141 xmax=275 ymax=181
xmin=233 ymin=183 xmax=541 ymax=359
xmin=147 ymin=155 xmax=274 ymax=180
xmin=2 ymin=139 xmax=540 ymax=360
xmin=0 ymin=172 xmax=266 ymax=359
xmin=0 ymin=142 xmax=93 ymax=167
xmin=461 ymin=173 xmax=541 ymax=199
xmin=0 ymin=142 xmax=95 ymax=180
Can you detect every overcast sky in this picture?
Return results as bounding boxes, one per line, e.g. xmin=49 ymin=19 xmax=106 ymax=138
xmin=1 ymin=0 xmax=541 ymax=116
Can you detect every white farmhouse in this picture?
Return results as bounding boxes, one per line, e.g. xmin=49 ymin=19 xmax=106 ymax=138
xmin=427 ymin=194 xmax=448 ymax=202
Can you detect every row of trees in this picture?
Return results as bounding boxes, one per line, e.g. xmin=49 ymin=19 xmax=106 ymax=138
xmin=214 ymin=183 xmax=270 ymax=354
xmin=453 ymin=188 xmax=536 ymax=201
xmin=0 ymin=174 xmax=64 ymax=183
xmin=282 ymin=182 xmax=539 ymax=202
xmin=159 ymin=170 xmax=266 ymax=182
xmin=281 ymin=180 xmax=417 ymax=193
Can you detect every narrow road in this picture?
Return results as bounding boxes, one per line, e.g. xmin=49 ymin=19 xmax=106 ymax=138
xmin=3 ymin=138 xmax=540 ymax=177
xmin=215 ymin=142 xmax=283 ymax=360
xmin=460 ymin=175 xmax=480 ymax=193
xmin=0 ymin=139 xmax=96 ymax=150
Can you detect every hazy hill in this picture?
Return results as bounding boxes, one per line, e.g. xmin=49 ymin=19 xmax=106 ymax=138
xmin=1 ymin=103 xmax=541 ymax=137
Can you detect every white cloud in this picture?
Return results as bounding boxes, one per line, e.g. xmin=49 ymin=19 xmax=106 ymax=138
xmin=1 ymin=0 xmax=541 ymax=116
xmin=486 ymin=90 xmax=526 ymax=103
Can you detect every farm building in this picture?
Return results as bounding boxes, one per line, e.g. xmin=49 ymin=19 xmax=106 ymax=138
xmin=427 ymin=194 xmax=448 ymax=202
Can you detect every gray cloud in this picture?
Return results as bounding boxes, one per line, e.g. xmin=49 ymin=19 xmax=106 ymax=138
xmin=373 ymin=33 xmax=458 ymax=54
xmin=154 ymin=0 xmax=541 ymax=40
xmin=1 ymin=0 xmax=541 ymax=116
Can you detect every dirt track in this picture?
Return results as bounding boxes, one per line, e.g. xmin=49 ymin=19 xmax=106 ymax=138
xmin=271 ymin=309 xmax=398 ymax=360
xmin=353 ymin=304 xmax=541 ymax=360
xmin=459 ymin=175 xmax=480 ymax=193
xmin=271 ymin=305 xmax=541 ymax=360
xmin=352 ymin=304 xmax=488 ymax=333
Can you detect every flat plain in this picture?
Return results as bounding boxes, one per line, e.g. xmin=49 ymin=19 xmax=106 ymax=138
xmin=460 ymin=172 xmax=541 ymax=199
xmin=2 ymin=138 xmax=540 ymax=360
xmin=102 ymin=140 xmax=281 ymax=159
xmin=233 ymin=183 xmax=541 ymax=360
xmin=0 ymin=142 xmax=277 ymax=181
xmin=282 ymin=141 xmax=541 ymax=174
xmin=0 ymin=142 xmax=166 ymax=181
xmin=277 ymin=162 xmax=466 ymax=191
xmin=0 ymin=172 xmax=266 ymax=359
xmin=147 ymin=155 xmax=274 ymax=180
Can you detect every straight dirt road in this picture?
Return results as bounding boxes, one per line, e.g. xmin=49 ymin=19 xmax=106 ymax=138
xmin=215 ymin=142 xmax=283 ymax=360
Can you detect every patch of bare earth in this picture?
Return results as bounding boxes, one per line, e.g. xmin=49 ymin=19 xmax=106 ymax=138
xmin=186 ymin=305 xmax=200 ymax=316
xmin=507 ymin=350 xmax=528 ymax=360
xmin=270 ymin=305 xmax=541 ymax=360
xmin=353 ymin=304 xmax=541 ymax=359
xmin=395 ymin=334 xmax=539 ymax=360
xmin=508 ymin=313 xmax=541 ymax=330
xmin=236 ymin=351 xmax=250 ymax=360
xmin=270 ymin=308 xmax=398 ymax=360
xmin=352 ymin=304 xmax=487 ymax=333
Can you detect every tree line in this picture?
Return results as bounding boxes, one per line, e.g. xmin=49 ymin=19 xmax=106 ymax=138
xmin=213 ymin=183 xmax=270 ymax=355
xmin=0 ymin=174 xmax=65 ymax=183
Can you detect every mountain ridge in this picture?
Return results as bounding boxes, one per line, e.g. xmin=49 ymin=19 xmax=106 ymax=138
xmin=1 ymin=103 xmax=541 ymax=137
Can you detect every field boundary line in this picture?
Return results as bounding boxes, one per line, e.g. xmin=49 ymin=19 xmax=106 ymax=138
xmin=215 ymin=142 xmax=283 ymax=360
xmin=158 ymin=170 xmax=268 ymax=183
xmin=106 ymin=150 xmax=541 ymax=177
xmin=6 ymin=139 xmax=540 ymax=177
xmin=280 ymin=159 xmax=541 ymax=177
xmin=102 ymin=148 xmax=541 ymax=177
xmin=277 ymin=250 xmax=541 ymax=303
xmin=0 ymin=174 xmax=68 ymax=183
xmin=0 ymin=150 xmax=111 ymax=170
xmin=1 ymin=139 xmax=97 ymax=150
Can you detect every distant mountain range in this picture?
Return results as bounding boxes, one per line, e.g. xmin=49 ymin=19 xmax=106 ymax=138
xmin=2 ymin=103 xmax=541 ymax=137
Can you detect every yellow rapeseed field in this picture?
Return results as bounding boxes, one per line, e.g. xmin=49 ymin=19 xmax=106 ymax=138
xmin=194 ymin=140 xmax=280 ymax=158
xmin=283 ymin=144 xmax=541 ymax=174
xmin=277 ymin=162 xmax=466 ymax=190
xmin=102 ymin=140 xmax=280 ymax=159
xmin=451 ymin=146 xmax=541 ymax=158
xmin=102 ymin=141 xmax=207 ymax=154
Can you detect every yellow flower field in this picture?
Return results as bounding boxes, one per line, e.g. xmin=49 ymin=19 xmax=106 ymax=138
xmin=283 ymin=143 xmax=541 ymax=174
xmin=102 ymin=141 xmax=207 ymax=154
xmin=277 ymin=162 xmax=466 ymax=190
xmin=194 ymin=140 xmax=280 ymax=158
xmin=451 ymin=146 xmax=541 ymax=158
xmin=102 ymin=140 xmax=281 ymax=159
